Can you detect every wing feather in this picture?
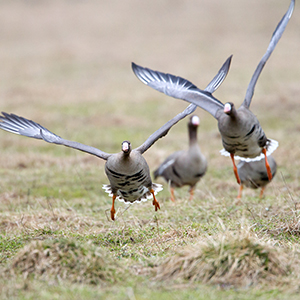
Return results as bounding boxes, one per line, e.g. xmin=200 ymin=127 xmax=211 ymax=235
xmin=243 ymin=0 xmax=295 ymax=108
xmin=134 ymin=56 xmax=232 ymax=153
xmin=0 ymin=112 xmax=111 ymax=160
xmin=132 ymin=57 xmax=230 ymax=119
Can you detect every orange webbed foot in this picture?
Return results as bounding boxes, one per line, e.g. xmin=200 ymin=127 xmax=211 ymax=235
xmin=151 ymin=189 xmax=160 ymax=211
xmin=189 ymin=188 xmax=194 ymax=201
xmin=170 ymin=187 xmax=176 ymax=202
xmin=237 ymin=184 xmax=243 ymax=199
xmin=259 ymin=187 xmax=265 ymax=199
xmin=111 ymin=195 xmax=116 ymax=221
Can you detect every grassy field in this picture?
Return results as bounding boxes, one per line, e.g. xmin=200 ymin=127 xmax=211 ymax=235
xmin=0 ymin=0 xmax=300 ymax=299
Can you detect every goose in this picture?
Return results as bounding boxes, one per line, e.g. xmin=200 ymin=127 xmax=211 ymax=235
xmin=154 ymin=115 xmax=207 ymax=202
xmin=153 ymin=57 xmax=232 ymax=201
xmin=131 ymin=0 xmax=294 ymax=185
xmin=237 ymin=155 xmax=277 ymax=199
xmin=0 ymin=56 xmax=230 ymax=221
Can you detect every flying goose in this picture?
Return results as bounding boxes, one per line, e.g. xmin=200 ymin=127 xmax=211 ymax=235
xmin=0 ymin=56 xmax=230 ymax=221
xmin=237 ymin=155 xmax=277 ymax=198
xmin=154 ymin=115 xmax=207 ymax=202
xmin=131 ymin=0 xmax=294 ymax=185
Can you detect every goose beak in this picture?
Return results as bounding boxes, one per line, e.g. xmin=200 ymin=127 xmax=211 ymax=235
xmin=224 ymin=103 xmax=232 ymax=114
xmin=122 ymin=141 xmax=130 ymax=153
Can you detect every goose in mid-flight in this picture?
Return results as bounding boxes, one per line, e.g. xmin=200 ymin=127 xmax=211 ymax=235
xmin=0 ymin=56 xmax=231 ymax=220
xmin=131 ymin=0 xmax=294 ymax=185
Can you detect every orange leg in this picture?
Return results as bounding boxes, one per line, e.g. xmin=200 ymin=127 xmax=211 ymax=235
xmin=111 ymin=195 xmax=116 ymax=221
xmin=151 ymin=189 xmax=160 ymax=211
xmin=170 ymin=187 xmax=176 ymax=202
xmin=237 ymin=184 xmax=243 ymax=199
xmin=262 ymin=148 xmax=272 ymax=181
xmin=189 ymin=188 xmax=194 ymax=201
xmin=259 ymin=187 xmax=265 ymax=198
xmin=230 ymin=153 xmax=241 ymax=184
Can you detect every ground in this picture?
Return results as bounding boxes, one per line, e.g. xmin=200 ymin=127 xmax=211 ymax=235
xmin=0 ymin=0 xmax=300 ymax=299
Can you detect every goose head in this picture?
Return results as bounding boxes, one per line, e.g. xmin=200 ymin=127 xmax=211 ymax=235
xmin=224 ymin=102 xmax=236 ymax=116
xmin=121 ymin=140 xmax=132 ymax=155
xmin=188 ymin=115 xmax=200 ymax=144
xmin=190 ymin=115 xmax=200 ymax=127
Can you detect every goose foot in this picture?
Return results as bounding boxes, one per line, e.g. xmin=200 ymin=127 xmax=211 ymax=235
xmin=262 ymin=148 xmax=272 ymax=181
xmin=170 ymin=187 xmax=176 ymax=202
xmin=259 ymin=187 xmax=265 ymax=198
xmin=189 ymin=188 xmax=194 ymax=201
xmin=151 ymin=189 xmax=160 ymax=211
xmin=111 ymin=195 xmax=116 ymax=221
xmin=237 ymin=184 xmax=243 ymax=199
xmin=230 ymin=153 xmax=241 ymax=184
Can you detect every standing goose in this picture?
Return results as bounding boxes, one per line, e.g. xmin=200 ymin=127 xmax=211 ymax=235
xmin=237 ymin=155 xmax=277 ymax=199
xmin=0 ymin=56 xmax=230 ymax=221
xmin=154 ymin=115 xmax=207 ymax=202
xmin=131 ymin=0 xmax=294 ymax=185
xmin=153 ymin=57 xmax=232 ymax=201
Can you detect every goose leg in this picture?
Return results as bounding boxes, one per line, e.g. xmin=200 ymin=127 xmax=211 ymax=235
xmin=262 ymin=148 xmax=272 ymax=181
xmin=111 ymin=195 xmax=116 ymax=221
xmin=230 ymin=153 xmax=241 ymax=184
xmin=259 ymin=187 xmax=265 ymax=198
xmin=151 ymin=189 xmax=160 ymax=211
xmin=189 ymin=187 xmax=194 ymax=201
xmin=237 ymin=184 xmax=243 ymax=199
xmin=170 ymin=187 xmax=176 ymax=202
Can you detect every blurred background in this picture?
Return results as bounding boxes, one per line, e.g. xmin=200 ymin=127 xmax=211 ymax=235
xmin=0 ymin=0 xmax=299 ymax=198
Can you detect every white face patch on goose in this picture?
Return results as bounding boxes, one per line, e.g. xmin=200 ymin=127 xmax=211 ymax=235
xmin=122 ymin=141 xmax=130 ymax=152
xmin=224 ymin=103 xmax=232 ymax=113
xmin=191 ymin=115 xmax=200 ymax=126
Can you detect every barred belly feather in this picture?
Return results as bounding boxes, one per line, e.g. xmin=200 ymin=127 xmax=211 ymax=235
xmin=103 ymin=151 xmax=163 ymax=204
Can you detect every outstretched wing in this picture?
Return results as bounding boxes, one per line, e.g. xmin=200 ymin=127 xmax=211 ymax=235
xmin=0 ymin=112 xmax=111 ymax=160
xmin=132 ymin=56 xmax=232 ymax=119
xmin=243 ymin=0 xmax=294 ymax=108
xmin=134 ymin=56 xmax=232 ymax=154
xmin=205 ymin=55 xmax=232 ymax=94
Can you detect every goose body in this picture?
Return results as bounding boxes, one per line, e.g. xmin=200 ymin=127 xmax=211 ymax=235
xmin=104 ymin=146 xmax=160 ymax=203
xmin=217 ymin=104 xmax=269 ymax=159
xmin=154 ymin=115 xmax=207 ymax=201
xmin=237 ymin=155 xmax=277 ymax=198
xmin=132 ymin=0 xmax=294 ymax=184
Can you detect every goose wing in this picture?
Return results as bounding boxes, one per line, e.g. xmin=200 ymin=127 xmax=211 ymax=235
xmin=132 ymin=56 xmax=232 ymax=120
xmin=134 ymin=56 xmax=232 ymax=154
xmin=0 ymin=112 xmax=111 ymax=160
xmin=243 ymin=0 xmax=295 ymax=108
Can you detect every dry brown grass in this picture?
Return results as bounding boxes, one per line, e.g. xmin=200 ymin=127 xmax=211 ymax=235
xmin=0 ymin=210 xmax=106 ymax=235
xmin=3 ymin=238 xmax=122 ymax=285
xmin=154 ymin=229 xmax=295 ymax=289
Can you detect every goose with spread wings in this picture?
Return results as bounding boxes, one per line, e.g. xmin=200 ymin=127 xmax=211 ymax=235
xmin=0 ymin=56 xmax=230 ymax=220
xmin=131 ymin=0 xmax=294 ymax=185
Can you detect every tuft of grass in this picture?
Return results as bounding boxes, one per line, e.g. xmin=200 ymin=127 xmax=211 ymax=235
xmin=155 ymin=231 xmax=294 ymax=288
xmin=3 ymin=238 xmax=123 ymax=286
